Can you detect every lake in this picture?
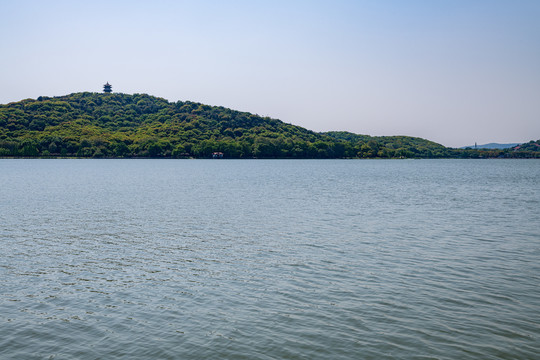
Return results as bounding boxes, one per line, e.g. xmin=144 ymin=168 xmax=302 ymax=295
xmin=1 ymin=159 xmax=539 ymax=359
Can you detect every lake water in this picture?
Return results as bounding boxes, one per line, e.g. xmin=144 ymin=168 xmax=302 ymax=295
xmin=1 ymin=159 xmax=539 ymax=359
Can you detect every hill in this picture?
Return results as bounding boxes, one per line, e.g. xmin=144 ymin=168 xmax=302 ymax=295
xmin=0 ymin=92 xmax=538 ymax=159
xmin=323 ymin=131 xmax=449 ymax=158
xmin=0 ymin=92 xmax=334 ymax=158
xmin=513 ymin=140 xmax=540 ymax=152
xmin=460 ymin=143 xmax=520 ymax=149
xmin=0 ymin=92 xmax=446 ymax=158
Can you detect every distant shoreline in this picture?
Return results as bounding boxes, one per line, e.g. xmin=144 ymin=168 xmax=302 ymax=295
xmin=2 ymin=156 xmax=538 ymax=160
xmin=2 ymin=92 xmax=539 ymax=159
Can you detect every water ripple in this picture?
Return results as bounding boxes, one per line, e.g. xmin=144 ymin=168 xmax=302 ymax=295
xmin=1 ymin=159 xmax=539 ymax=359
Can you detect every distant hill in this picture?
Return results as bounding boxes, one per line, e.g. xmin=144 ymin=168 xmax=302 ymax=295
xmin=460 ymin=143 xmax=520 ymax=149
xmin=0 ymin=92 xmax=538 ymax=158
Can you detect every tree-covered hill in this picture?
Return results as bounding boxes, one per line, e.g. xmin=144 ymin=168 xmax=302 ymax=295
xmin=0 ymin=92 xmax=335 ymax=158
xmin=514 ymin=140 xmax=540 ymax=152
xmin=506 ymin=140 xmax=540 ymax=158
xmin=0 ymin=92 xmax=538 ymax=158
xmin=323 ymin=131 xmax=449 ymax=158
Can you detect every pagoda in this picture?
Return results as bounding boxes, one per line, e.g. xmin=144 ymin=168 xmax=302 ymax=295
xmin=103 ymin=82 xmax=112 ymax=93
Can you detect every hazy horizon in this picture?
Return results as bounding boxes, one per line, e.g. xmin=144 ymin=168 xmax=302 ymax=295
xmin=1 ymin=0 xmax=539 ymax=148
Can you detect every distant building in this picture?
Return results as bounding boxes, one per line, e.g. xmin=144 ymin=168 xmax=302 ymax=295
xmin=103 ymin=82 xmax=112 ymax=93
xmin=212 ymin=152 xmax=224 ymax=159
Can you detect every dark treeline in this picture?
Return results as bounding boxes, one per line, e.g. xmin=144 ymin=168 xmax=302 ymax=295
xmin=1 ymin=92 xmax=538 ymax=159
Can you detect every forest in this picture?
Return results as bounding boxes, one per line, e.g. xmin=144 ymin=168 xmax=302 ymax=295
xmin=1 ymin=92 xmax=538 ymax=159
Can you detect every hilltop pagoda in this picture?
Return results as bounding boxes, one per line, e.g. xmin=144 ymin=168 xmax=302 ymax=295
xmin=103 ymin=82 xmax=112 ymax=93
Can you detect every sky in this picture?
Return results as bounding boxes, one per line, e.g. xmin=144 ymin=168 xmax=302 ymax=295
xmin=1 ymin=0 xmax=539 ymax=147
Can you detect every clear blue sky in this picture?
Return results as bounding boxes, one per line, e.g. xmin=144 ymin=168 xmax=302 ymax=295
xmin=1 ymin=0 xmax=539 ymax=147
